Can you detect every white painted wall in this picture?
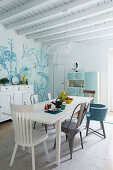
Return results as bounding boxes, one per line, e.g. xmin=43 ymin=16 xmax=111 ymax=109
xmin=47 ymin=43 xmax=81 ymax=94
xmin=47 ymin=38 xmax=113 ymax=106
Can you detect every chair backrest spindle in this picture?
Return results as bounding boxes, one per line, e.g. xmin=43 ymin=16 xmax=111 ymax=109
xmin=30 ymin=94 xmax=43 ymax=104
xmin=10 ymin=104 xmax=34 ymax=146
xmin=76 ymin=103 xmax=89 ymax=127
xmin=48 ymin=93 xmax=53 ymax=100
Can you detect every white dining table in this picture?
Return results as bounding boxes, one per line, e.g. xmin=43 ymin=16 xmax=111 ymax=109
xmin=3 ymin=96 xmax=92 ymax=166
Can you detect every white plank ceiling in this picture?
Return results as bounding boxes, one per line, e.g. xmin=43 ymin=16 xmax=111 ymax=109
xmin=0 ymin=0 xmax=113 ymax=45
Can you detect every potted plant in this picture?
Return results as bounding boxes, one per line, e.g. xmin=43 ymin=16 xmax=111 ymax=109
xmin=0 ymin=78 xmax=10 ymax=85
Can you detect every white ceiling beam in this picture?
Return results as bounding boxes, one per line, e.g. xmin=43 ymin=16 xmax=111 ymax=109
xmin=28 ymin=11 xmax=113 ymax=39
xmin=18 ymin=1 xmax=113 ymax=35
xmin=42 ymin=28 xmax=113 ymax=46
xmin=0 ymin=0 xmax=49 ymax=23
xmin=35 ymin=21 xmax=113 ymax=42
xmin=0 ymin=0 xmax=13 ymax=7
xmin=6 ymin=0 xmax=97 ymax=30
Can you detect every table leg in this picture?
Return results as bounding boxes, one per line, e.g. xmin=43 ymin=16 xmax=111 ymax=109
xmin=56 ymin=120 xmax=61 ymax=165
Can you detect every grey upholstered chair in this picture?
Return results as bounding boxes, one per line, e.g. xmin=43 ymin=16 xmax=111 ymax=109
xmin=54 ymin=102 xmax=89 ymax=159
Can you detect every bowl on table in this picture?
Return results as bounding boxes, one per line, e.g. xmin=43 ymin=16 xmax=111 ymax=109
xmin=65 ymin=99 xmax=73 ymax=104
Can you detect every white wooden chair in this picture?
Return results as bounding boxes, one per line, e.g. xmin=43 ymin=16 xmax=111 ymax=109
xmin=47 ymin=92 xmax=55 ymax=131
xmin=30 ymin=94 xmax=43 ymax=104
xmin=48 ymin=93 xmax=53 ymax=100
xmin=10 ymin=104 xmax=50 ymax=170
xmin=30 ymin=94 xmax=43 ymax=129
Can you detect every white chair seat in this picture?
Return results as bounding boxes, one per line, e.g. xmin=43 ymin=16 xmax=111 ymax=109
xmin=32 ymin=130 xmax=48 ymax=146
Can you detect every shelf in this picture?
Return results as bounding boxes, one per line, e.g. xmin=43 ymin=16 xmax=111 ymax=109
xmin=68 ymin=80 xmax=85 ymax=88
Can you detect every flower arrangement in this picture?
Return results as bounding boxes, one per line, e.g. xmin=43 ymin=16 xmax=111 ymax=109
xmin=58 ymin=91 xmax=68 ymax=101
xmin=0 ymin=78 xmax=10 ymax=84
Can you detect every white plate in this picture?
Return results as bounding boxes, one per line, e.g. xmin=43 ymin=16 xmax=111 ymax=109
xmin=48 ymin=108 xmax=59 ymax=112
xmin=12 ymin=77 xmax=19 ymax=85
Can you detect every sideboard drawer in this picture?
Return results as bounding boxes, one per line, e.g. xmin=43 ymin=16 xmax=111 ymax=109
xmin=0 ymin=86 xmax=13 ymax=92
xmin=24 ymin=85 xmax=33 ymax=91
xmin=18 ymin=86 xmax=25 ymax=91
xmin=13 ymin=86 xmax=19 ymax=91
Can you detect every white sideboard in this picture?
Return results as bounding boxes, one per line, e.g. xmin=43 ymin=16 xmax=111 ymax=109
xmin=0 ymin=85 xmax=33 ymax=122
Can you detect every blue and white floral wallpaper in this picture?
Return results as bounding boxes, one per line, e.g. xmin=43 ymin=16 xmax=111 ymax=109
xmin=0 ymin=38 xmax=48 ymax=101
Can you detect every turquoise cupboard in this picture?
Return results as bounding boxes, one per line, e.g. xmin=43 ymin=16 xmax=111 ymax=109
xmin=68 ymin=72 xmax=99 ymax=103
xmin=68 ymin=72 xmax=85 ymax=80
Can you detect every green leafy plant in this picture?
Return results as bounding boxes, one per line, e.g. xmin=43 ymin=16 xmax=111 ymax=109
xmin=0 ymin=78 xmax=10 ymax=84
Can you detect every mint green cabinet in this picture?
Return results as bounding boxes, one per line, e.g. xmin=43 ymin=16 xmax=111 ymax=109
xmin=68 ymin=72 xmax=85 ymax=96
xmin=68 ymin=87 xmax=84 ymax=96
xmin=68 ymin=88 xmax=76 ymax=96
xmin=77 ymin=88 xmax=84 ymax=96
xmin=68 ymin=72 xmax=84 ymax=80
xmin=85 ymin=72 xmax=99 ymax=103
xmin=68 ymin=72 xmax=99 ymax=103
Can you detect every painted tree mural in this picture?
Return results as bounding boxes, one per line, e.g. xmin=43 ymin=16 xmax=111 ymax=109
xmin=21 ymin=44 xmax=48 ymax=100
xmin=0 ymin=39 xmax=48 ymax=101
xmin=0 ymin=39 xmax=17 ymax=80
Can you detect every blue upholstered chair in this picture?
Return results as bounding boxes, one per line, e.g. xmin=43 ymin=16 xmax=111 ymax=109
xmin=86 ymin=103 xmax=108 ymax=138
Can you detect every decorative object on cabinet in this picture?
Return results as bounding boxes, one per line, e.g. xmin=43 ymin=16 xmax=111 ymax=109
xmin=83 ymin=90 xmax=95 ymax=103
xmin=0 ymin=85 xmax=33 ymax=122
xmin=23 ymin=74 xmax=27 ymax=84
xmin=0 ymin=78 xmax=10 ymax=85
xmin=12 ymin=77 xmax=19 ymax=85
xmin=68 ymin=72 xmax=99 ymax=103
xmin=75 ymin=62 xmax=79 ymax=72
xmin=72 ymin=62 xmax=79 ymax=72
